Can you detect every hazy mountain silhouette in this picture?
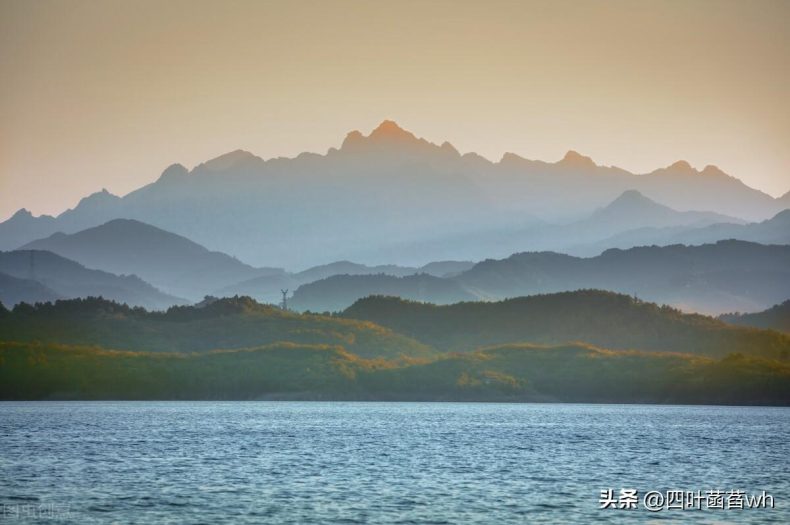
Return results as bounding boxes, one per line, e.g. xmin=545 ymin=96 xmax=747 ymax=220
xmin=337 ymin=190 xmax=751 ymax=264
xmin=0 ymin=209 xmax=57 ymax=253
xmin=288 ymin=241 xmax=790 ymax=314
xmin=296 ymin=261 xmax=418 ymax=282
xmin=533 ymin=190 xmax=743 ymax=252
xmin=573 ymin=208 xmax=790 ymax=255
xmin=1 ymin=121 xmax=785 ymax=268
xmin=457 ymin=240 xmax=790 ymax=315
xmin=0 ymin=272 xmax=61 ymax=307
xmin=216 ymin=259 xmax=476 ymax=304
xmin=290 ymin=274 xmax=477 ymax=313
xmin=0 ymin=250 xmax=182 ymax=309
xmin=21 ymin=219 xmax=282 ymax=300
xmin=585 ymin=190 xmax=740 ymax=229
xmin=720 ymin=300 xmax=790 ymax=334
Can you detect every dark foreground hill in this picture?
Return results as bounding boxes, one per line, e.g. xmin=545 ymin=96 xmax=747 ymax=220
xmin=2 ymin=293 xmax=788 ymax=404
xmin=1 ymin=341 xmax=787 ymax=404
xmin=342 ymin=291 xmax=790 ymax=359
xmin=720 ymin=301 xmax=790 ymax=334
xmin=0 ymin=296 xmax=432 ymax=360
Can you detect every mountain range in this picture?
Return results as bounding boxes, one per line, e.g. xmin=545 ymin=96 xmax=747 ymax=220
xmin=16 ymin=218 xmax=477 ymax=304
xmin=719 ymin=301 xmax=790 ymax=334
xmin=2 ymin=292 xmax=788 ymax=403
xmin=571 ymin=208 xmax=790 ymax=256
xmin=2 ymin=121 xmax=786 ymax=268
xmin=291 ymin=240 xmax=790 ymax=315
xmin=6 ymin=217 xmax=789 ymax=315
xmin=215 ymin=260 xmax=475 ymax=304
xmin=341 ymin=291 xmax=789 ymax=359
xmin=21 ymin=219 xmax=282 ymax=301
xmin=0 ymin=250 xmax=181 ymax=309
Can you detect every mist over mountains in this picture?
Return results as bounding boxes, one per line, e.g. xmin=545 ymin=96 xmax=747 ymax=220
xmin=1 ymin=121 xmax=786 ymax=269
xmin=292 ymin=240 xmax=790 ymax=315
xmin=1 ymin=122 xmax=788 ymax=404
xmin=0 ymin=250 xmax=181 ymax=309
xmin=21 ymin=219 xmax=282 ymax=301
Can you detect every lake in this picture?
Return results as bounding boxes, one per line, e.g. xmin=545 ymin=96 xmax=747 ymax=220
xmin=1 ymin=402 xmax=787 ymax=523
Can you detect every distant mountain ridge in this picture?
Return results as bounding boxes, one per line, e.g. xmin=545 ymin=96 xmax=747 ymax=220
xmin=0 ymin=272 xmax=61 ymax=307
xmin=720 ymin=301 xmax=790 ymax=334
xmin=1 ymin=121 xmax=785 ymax=268
xmin=21 ymin=219 xmax=282 ymax=300
xmin=290 ymin=273 xmax=477 ymax=313
xmin=571 ymin=208 xmax=790 ymax=256
xmin=0 ymin=250 xmax=182 ymax=309
xmin=586 ymin=189 xmax=740 ymax=229
xmin=290 ymin=240 xmax=790 ymax=315
xmin=18 ymin=218 xmax=478 ymax=304
xmin=218 ymin=259 xmax=476 ymax=304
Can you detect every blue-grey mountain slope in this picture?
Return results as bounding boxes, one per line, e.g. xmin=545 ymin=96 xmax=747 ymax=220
xmin=288 ymin=241 xmax=790 ymax=315
xmin=1 ymin=121 xmax=784 ymax=268
xmin=0 ymin=272 xmax=61 ymax=307
xmin=0 ymin=250 xmax=182 ymax=309
xmin=572 ymin=208 xmax=790 ymax=256
xmin=215 ymin=260 xmax=476 ymax=304
xmin=21 ymin=219 xmax=282 ymax=300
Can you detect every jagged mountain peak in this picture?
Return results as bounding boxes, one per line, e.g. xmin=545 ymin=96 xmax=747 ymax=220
xmin=499 ymin=152 xmax=526 ymax=164
xmin=199 ymin=149 xmax=261 ymax=171
xmin=10 ymin=208 xmax=33 ymax=220
xmin=340 ymin=130 xmax=365 ymax=149
xmin=558 ymin=150 xmax=596 ymax=169
xmin=76 ymin=188 xmax=120 ymax=207
xmin=339 ymin=120 xmax=440 ymax=154
xmin=592 ymin=190 xmax=673 ymax=219
xmin=667 ymin=160 xmax=694 ymax=171
xmin=158 ymin=163 xmax=189 ymax=182
xmin=609 ymin=189 xmax=655 ymax=205
xmin=440 ymin=141 xmax=460 ymax=155
xmin=369 ymin=120 xmax=415 ymax=141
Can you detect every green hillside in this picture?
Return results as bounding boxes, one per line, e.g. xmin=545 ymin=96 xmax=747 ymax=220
xmin=2 ymin=341 xmax=787 ymax=404
xmin=720 ymin=300 xmax=790 ymax=334
xmin=365 ymin=344 xmax=790 ymax=404
xmin=342 ymin=290 xmax=790 ymax=359
xmin=2 ymin=292 xmax=788 ymax=404
xmin=0 ymin=296 xmax=433 ymax=360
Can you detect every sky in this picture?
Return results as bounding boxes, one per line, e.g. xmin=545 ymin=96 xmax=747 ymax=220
xmin=1 ymin=0 xmax=788 ymax=220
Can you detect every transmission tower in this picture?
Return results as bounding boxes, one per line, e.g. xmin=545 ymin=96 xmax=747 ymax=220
xmin=281 ymin=289 xmax=289 ymax=311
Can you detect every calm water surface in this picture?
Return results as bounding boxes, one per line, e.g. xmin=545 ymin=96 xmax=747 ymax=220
xmin=0 ymin=402 xmax=787 ymax=524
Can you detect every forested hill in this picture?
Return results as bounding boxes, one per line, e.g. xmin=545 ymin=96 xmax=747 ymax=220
xmin=1 ymin=293 xmax=789 ymax=403
xmin=0 ymin=296 xmax=433 ymax=360
xmin=720 ymin=301 xmax=790 ymax=334
xmin=341 ymin=291 xmax=790 ymax=359
xmin=1 ymin=341 xmax=787 ymax=404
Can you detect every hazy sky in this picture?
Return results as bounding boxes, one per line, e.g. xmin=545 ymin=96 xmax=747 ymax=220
xmin=1 ymin=0 xmax=788 ymax=220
